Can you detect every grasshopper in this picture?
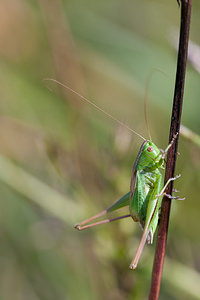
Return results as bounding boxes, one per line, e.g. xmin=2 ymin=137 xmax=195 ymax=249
xmin=46 ymin=79 xmax=182 ymax=269
xmin=75 ymin=138 xmax=180 ymax=269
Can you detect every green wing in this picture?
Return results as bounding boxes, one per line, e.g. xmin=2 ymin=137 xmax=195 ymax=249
xmin=106 ymin=192 xmax=130 ymax=213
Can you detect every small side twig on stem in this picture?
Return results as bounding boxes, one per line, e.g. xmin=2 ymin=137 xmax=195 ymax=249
xmin=149 ymin=0 xmax=192 ymax=299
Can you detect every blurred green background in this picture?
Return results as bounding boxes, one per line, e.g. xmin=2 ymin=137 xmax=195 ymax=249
xmin=0 ymin=0 xmax=199 ymax=299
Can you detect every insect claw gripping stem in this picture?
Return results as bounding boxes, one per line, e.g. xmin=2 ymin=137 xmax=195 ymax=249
xmin=164 ymin=193 xmax=185 ymax=200
xmin=172 ymin=188 xmax=180 ymax=193
xmin=156 ymin=174 xmax=181 ymax=199
xmin=161 ymin=133 xmax=178 ymax=160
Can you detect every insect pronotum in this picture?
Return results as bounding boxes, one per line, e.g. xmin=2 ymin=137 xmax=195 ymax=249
xmin=45 ymin=78 xmax=183 ymax=269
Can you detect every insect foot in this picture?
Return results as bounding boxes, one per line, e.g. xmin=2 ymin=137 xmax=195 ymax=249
xmin=173 ymin=174 xmax=181 ymax=180
xmin=173 ymin=132 xmax=179 ymax=139
xmin=155 ymin=174 xmax=181 ymax=199
xmin=172 ymin=188 xmax=180 ymax=193
xmin=74 ymin=224 xmax=81 ymax=230
xmin=164 ymin=193 xmax=185 ymax=201
xmin=161 ymin=133 xmax=179 ymax=160
xmin=129 ymin=263 xmax=137 ymax=270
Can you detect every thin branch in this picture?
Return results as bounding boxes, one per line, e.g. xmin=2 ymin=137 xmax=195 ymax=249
xmin=149 ymin=0 xmax=192 ymax=299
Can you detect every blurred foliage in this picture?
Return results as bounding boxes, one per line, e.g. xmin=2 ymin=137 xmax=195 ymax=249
xmin=0 ymin=0 xmax=199 ymax=299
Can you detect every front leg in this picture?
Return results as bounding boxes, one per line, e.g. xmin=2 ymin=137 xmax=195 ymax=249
xmin=161 ymin=133 xmax=178 ymax=160
xmin=156 ymin=174 xmax=181 ymax=199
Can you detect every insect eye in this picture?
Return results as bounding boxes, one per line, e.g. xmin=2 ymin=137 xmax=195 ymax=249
xmin=147 ymin=146 xmax=154 ymax=152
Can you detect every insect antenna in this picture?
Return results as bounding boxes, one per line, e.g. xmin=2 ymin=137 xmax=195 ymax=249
xmin=44 ymin=78 xmax=146 ymax=141
xmin=144 ymin=68 xmax=168 ymax=141
xmin=144 ymin=71 xmax=153 ymax=141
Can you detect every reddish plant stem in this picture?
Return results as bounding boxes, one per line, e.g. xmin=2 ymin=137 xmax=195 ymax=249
xmin=149 ymin=1 xmax=192 ymax=299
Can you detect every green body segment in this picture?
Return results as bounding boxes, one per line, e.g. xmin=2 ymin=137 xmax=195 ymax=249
xmin=130 ymin=170 xmax=162 ymax=236
xmin=129 ymin=141 xmax=164 ymax=241
xmin=107 ymin=192 xmax=130 ymax=213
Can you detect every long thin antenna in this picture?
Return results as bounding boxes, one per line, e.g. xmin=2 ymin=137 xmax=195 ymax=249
xmin=144 ymin=71 xmax=153 ymax=141
xmin=44 ymin=78 xmax=146 ymax=141
xmin=144 ymin=69 xmax=168 ymax=141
